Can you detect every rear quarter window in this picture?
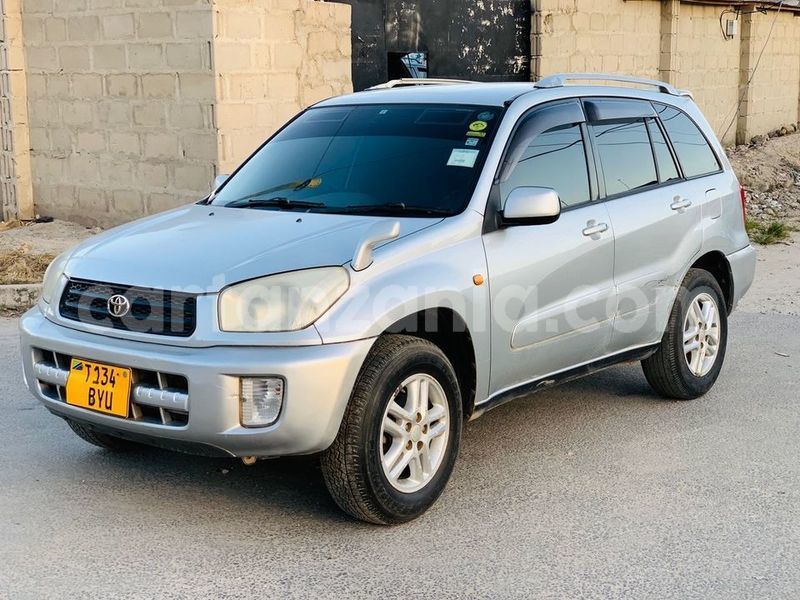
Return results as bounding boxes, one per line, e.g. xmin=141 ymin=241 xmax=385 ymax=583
xmin=646 ymin=118 xmax=680 ymax=183
xmin=655 ymin=104 xmax=721 ymax=178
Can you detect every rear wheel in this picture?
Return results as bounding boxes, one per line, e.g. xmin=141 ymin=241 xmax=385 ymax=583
xmin=642 ymin=268 xmax=728 ymax=399
xmin=66 ymin=420 xmax=141 ymax=451
xmin=321 ymin=335 xmax=462 ymax=524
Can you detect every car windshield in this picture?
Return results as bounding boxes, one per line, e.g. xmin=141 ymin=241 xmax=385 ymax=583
xmin=211 ymin=103 xmax=502 ymax=216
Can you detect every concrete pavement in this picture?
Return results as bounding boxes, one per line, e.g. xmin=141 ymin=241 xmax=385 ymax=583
xmin=1 ymin=309 xmax=798 ymax=599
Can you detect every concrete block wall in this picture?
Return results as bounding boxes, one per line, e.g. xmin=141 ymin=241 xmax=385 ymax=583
xmin=536 ymin=0 xmax=800 ymax=147
xmin=674 ymin=3 xmax=741 ymax=145
xmin=537 ymin=0 xmax=662 ymax=79
xmin=23 ymin=0 xmax=217 ymax=225
xmin=214 ymin=0 xmax=352 ymax=174
xmin=740 ymin=10 xmax=800 ymax=142
xmin=0 ymin=0 xmax=34 ymax=220
xmin=21 ymin=0 xmax=351 ymax=226
xmin=9 ymin=0 xmax=799 ymax=223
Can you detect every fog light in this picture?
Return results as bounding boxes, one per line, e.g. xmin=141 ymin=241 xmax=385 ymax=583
xmin=240 ymin=377 xmax=284 ymax=427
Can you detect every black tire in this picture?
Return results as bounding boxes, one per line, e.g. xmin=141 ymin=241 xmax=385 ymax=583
xmin=642 ymin=268 xmax=728 ymax=400
xmin=66 ymin=419 xmax=140 ymax=451
xmin=321 ymin=334 xmax=462 ymax=525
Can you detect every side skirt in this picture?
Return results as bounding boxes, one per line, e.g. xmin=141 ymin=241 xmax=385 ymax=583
xmin=473 ymin=344 xmax=660 ymax=417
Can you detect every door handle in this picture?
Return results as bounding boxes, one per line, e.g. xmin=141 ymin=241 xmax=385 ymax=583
xmin=582 ymin=222 xmax=608 ymax=237
xmin=670 ymin=197 xmax=692 ymax=211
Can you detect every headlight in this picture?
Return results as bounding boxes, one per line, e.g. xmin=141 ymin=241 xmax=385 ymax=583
xmin=218 ymin=267 xmax=349 ymax=332
xmin=40 ymin=252 xmax=70 ymax=304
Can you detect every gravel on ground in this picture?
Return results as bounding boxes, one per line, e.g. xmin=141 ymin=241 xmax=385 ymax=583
xmin=728 ymin=131 xmax=800 ymax=225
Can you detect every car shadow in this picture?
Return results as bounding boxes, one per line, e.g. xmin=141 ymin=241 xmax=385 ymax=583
xmin=84 ymin=362 xmax=659 ymax=525
xmin=92 ymin=445 xmax=348 ymax=523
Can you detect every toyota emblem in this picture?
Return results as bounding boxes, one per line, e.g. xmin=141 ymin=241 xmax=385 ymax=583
xmin=107 ymin=294 xmax=130 ymax=318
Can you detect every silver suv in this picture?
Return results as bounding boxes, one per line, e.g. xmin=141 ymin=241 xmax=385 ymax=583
xmin=20 ymin=74 xmax=756 ymax=524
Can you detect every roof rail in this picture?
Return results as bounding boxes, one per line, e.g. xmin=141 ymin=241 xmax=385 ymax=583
xmin=534 ymin=73 xmax=691 ymax=97
xmin=368 ymin=78 xmax=480 ymax=90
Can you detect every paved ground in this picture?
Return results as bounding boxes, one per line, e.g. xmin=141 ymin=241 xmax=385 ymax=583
xmin=2 ymin=301 xmax=799 ymax=598
xmin=738 ymin=232 xmax=800 ymax=317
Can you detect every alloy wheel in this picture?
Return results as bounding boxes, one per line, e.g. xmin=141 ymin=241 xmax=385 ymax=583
xmin=683 ymin=292 xmax=722 ymax=377
xmin=379 ymin=373 xmax=450 ymax=493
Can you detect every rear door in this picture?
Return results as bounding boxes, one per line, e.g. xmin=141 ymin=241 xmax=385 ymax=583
xmin=483 ymin=100 xmax=617 ymax=395
xmin=585 ymin=99 xmax=705 ymax=352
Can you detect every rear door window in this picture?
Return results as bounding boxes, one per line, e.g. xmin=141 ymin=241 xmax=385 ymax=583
xmin=654 ymin=104 xmax=721 ymax=178
xmin=592 ymin=119 xmax=658 ymax=197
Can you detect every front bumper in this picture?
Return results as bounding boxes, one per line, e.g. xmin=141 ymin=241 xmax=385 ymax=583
xmin=20 ymin=308 xmax=374 ymax=457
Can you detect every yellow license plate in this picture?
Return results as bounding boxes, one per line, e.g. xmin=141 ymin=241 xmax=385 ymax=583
xmin=66 ymin=358 xmax=132 ymax=418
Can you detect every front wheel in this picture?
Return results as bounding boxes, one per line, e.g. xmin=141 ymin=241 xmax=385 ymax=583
xmin=642 ymin=268 xmax=728 ymax=399
xmin=321 ymin=335 xmax=462 ymax=524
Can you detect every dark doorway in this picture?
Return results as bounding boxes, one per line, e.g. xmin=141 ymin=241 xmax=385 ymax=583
xmin=334 ymin=0 xmax=531 ymax=91
xmin=387 ymin=51 xmax=428 ymax=79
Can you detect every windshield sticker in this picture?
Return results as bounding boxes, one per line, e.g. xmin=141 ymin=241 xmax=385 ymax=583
xmin=466 ymin=131 xmax=486 ymax=138
xmin=477 ymin=111 xmax=495 ymax=121
xmin=469 ymin=121 xmax=488 ymax=132
xmin=447 ymin=148 xmax=480 ymax=168
xmin=465 ymin=138 xmax=480 ymax=147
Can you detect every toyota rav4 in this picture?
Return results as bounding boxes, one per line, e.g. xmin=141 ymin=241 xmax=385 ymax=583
xmin=20 ymin=74 xmax=756 ymax=524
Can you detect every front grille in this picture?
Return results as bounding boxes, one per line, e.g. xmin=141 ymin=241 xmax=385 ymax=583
xmin=32 ymin=348 xmax=189 ymax=427
xmin=59 ymin=278 xmax=197 ymax=337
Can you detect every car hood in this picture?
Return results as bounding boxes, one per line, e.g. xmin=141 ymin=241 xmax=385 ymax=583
xmin=65 ymin=204 xmax=441 ymax=292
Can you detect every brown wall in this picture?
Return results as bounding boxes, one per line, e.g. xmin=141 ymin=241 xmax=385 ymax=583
xmin=738 ymin=9 xmax=800 ymax=143
xmin=536 ymin=0 xmax=800 ymax=146
xmin=673 ymin=2 xmax=742 ymax=145
xmin=22 ymin=0 xmax=218 ymax=225
xmin=214 ymin=0 xmax=352 ymax=175
xmin=1 ymin=0 xmax=34 ymax=220
xmin=5 ymin=0 xmax=800 ymax=223
xmin=538 ymin=0 xmax=662 ymax=79
xmin=20 ymin=0 xmax=351 ymax=226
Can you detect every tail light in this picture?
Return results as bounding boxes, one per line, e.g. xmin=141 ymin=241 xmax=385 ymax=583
xmin=739 ymin=185 xmax=747 ymax=225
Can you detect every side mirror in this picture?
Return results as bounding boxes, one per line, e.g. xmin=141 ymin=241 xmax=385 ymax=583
xmin=213 ymin=174 xmax=230 ymax=191
xmin=500 ymin=187 xmax=561 ymax=227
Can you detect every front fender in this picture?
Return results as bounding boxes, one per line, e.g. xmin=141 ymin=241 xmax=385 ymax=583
xmin=314 ymin=212 xmax=491 ymax=403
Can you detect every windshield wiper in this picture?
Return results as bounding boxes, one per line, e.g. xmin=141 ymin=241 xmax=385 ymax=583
xmin=223 ymin=178 xmax=319 ymax=206
xmin=226 ymin=196 xmax=326 ymax=210
xmin=341 ymin=202 xmax=453 ymax=216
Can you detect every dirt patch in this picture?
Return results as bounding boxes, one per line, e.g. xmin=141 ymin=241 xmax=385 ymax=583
xmin=0 ymin=219 xmax=98 ymax=254
xmin=0 ymin=219 xmax=98 ymax=286
xmin=728 ymin=132 xmax=800 ymax=226
xmin=0 ymin=248 xmax=53 ymax=284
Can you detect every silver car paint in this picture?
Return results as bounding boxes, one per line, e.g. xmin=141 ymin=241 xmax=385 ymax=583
xmin=482 ymin=201 xmax=616 ymax=393
xmin=63 ymin=204 xmax=438 ymax=293
xmin=42 ymin=207 xmax=441 ymax=348
xmin=19 ymin=81 xmax=756 ymax=457
xmin=604 ymin=178 xmax=703 ymax=352
xmin=21 ymin=310 xmax=373 ymax=456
